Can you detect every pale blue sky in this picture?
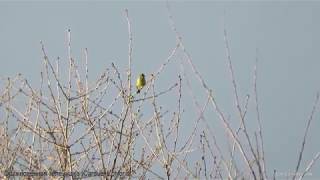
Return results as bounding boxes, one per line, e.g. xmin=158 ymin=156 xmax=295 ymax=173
xmin=1 ymin=1 xmax=319 ymax=178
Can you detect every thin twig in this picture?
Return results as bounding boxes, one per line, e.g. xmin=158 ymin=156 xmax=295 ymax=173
xmin=293 ymin=92 xmax=320 ymax=180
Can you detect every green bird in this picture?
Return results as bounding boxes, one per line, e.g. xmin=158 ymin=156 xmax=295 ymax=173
xmin=136 ymin=73 xmax=146 ymax=94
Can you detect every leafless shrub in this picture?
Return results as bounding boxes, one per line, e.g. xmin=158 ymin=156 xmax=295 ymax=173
xmin=0 ymin=7 xmax=319 ymax=180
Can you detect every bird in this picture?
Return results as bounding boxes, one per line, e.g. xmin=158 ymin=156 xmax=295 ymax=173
xmin=136 ymin=73 xmax=146 ymax=94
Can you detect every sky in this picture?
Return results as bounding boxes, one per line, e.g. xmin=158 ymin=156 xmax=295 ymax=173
xmin=0 ymin=1 xmax=319 ymax=179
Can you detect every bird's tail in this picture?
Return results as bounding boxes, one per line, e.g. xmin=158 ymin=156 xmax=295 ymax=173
xmin=136 ymin=89 xmax=141 ymax=94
